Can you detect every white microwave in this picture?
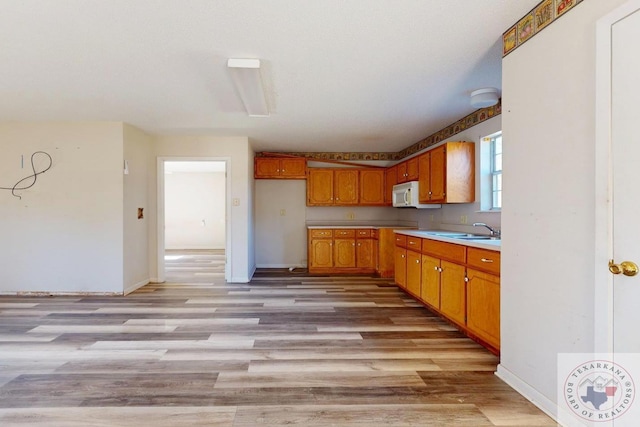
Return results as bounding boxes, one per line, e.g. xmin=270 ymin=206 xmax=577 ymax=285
xmin=392 ymin=181 xmax=441 ymax=209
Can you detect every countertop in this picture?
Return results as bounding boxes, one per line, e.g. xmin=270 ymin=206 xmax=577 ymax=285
xmin=394 ymin=229 xmax=501 ymax=252
xmin=307 ymin=224 xmax=416 ymax=230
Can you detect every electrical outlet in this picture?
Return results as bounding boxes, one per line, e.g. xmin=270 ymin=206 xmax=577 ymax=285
xmin=460 ymin=215 xmax=468 ymax=224
xmin=232 ymin=198 xmax=240 ymax=206
xmin=430 ymin=214 xmax=434 ymax=222
xmin=280 ymin=209 xmax=286 ymax=216
xmin=347 ymin=212 xmax=355 ymax=220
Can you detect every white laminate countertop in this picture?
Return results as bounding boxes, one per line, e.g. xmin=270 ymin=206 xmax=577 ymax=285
xmin=394 ymin=229 xmax=501 ymax=252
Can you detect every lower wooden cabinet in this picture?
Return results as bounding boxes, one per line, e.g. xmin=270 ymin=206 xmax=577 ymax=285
xmin=466 ymin=268 xmax=500 ymax=349
xmin=438 ymin=260 xmax=467 ymax=327
xmin=308 ymin=228 xmax=378 ymax=274
xmin=394 ymin=233 xmax=501 ymax=353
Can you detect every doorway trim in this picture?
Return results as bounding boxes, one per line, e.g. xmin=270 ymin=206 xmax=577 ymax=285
xmin=594 ymin=0 xmax=640 ymax=353
xmin=157 ymin=156 xmax=232 ymax=283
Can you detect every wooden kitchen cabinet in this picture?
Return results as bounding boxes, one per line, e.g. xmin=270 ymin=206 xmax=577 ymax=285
xmin=255 ymin=157 xmax=306 ymax=179
xmin=466 ymin=268 xmax=500 ymax=350
xmin=359 ymin=169 xmax=385 ymax=205
xmin=308 ymin=229 xmax=333 ymax=269
xmin=307 ymin=169 xmax=358 ymax=206
xmin=439 ymin=260 xmax=467 ymax=327
xmin=394 ymin=246 xmax=407 ymax=289
xmin=384 ymin=166 xmax=398 ymax=206
xmin=418 ymin=141 xmax=475 ymax=204
xmin=421 ymin=254 xmax=441 ymax=309
xmin=334 ymin=229 xmax=356 ymax=268
xmin=307 ymin=169 xmax=334 ymax=205
xmin=355 ymin=229 xmax=376 ymax=269
xmin=334 ymin=170 xmax=358 ymax=205
xmin=397 ymin=157 xmax=419 ymax=183
xmin=406 ymin=248 xmax=422 ymax=297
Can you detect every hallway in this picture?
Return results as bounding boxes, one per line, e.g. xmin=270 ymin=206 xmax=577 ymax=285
xmin=164 ymin=249 xmax=226 ymax=283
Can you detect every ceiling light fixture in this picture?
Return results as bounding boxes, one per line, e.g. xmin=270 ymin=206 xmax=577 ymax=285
xmin=227 ymin=58 xmax=270 ymax=117
xmin=470 ymin=88 xmax=499 ymax=109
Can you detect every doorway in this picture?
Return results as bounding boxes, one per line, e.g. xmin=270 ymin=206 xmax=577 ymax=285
xmin=157 ymin=157 xmax=231 ymax=283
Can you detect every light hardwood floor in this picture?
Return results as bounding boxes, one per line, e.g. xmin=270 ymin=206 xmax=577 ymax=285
xmin=0 ymin=270 xmax=557 ymax=426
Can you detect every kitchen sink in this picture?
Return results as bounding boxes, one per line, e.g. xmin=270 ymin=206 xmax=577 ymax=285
xmin=454 ymin=235 xmax=500 ymax=240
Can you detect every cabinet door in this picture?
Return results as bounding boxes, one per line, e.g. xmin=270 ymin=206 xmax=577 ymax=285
xmin=310 ymin=239 xmax=333 ymax=268
xmin=429 ymin=145 xmax=446 ymax=202
xmin=406 ymin=250 xmax=422 ymax=297
xmin=254 ymin=158 xmax=281 ymax=178
xmin=334 ymin=170 xmax=358 ymax=204
xmin=359 ymin=170 xmax=385 ymax=205
xmin=396 ymin=161 xmax=408 ymax=183
xmin=394 ymin=247 xmax=407 ymax=289
xmin=280 ymin=158 xmax=306 ymax=178
xmin=421 ymin=255 xmax=441 ymax=309
xmin=418 ymin=152 xmax=431 ymax=203
xmin=384 ymin=166 xmax=398 ymax=205
xmin=466 ymin=268 xmax=500 ymax=349
xmin=439 ymin=260 xmax=466 ymax=326
xmin=334 ymin=238 xmax=356 ymax=268
xmin=307 ymin=169 xmax=334 ymax=205
xmin=356 ymin=238 xmax=375 ymax=268
xmin=406 ymin=157 xmax=419 ymax=181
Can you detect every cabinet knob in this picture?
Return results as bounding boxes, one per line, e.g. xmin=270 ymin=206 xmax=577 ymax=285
xmin=357 ymin=243 xmax=361 ymax=246
xmin=480 ymin=258 xmax=494 ymax=263
xmin=434 ymin=266 xmax=438 ymax=271
xmin=416 ymin=259 xmax=420 ymax=264
xmin=438 ymin=267 xmax=443 ymax=272
xmin=464 ymin=277 xmax=469 ymax=282
xmin=401 ymin=254 xmax=405 ymax=258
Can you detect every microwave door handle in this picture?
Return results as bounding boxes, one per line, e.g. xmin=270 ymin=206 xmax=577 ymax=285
xmin=403 ymin=191 xmax=408 ymax=205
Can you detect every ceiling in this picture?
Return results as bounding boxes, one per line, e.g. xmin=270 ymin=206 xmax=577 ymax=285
xmin=0 ymin=0 xmax=539 ymax=153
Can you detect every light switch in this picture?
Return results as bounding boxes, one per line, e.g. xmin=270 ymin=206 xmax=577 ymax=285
xmin=233 ymin=198 xmax=240 ymax=206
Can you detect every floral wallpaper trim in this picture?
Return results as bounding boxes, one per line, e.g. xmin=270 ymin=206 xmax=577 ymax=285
xmin=503 ymin=0 xmax=584 ymax=57
xmin=257 ymin=100 xmax=501 ymax=162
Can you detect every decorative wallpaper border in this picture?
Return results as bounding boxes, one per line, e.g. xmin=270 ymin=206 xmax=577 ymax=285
xmin=257 ymin=99 xmax=501 ymax=162
xmin=503 ymin=0 xmax=584 ymax=57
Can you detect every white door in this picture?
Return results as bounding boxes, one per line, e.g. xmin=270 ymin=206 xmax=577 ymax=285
xmin=611 ymin=5 xmax=640 ymax=354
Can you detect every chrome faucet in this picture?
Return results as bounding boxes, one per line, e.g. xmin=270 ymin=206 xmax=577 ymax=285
xmin=472 ymin=222 xmax=501 ymax=237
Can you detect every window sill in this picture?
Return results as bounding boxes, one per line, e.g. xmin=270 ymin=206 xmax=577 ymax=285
xmin=476 ymin=209 xmax=502 ymax=213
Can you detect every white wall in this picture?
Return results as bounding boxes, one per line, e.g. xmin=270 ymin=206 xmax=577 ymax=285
xmin=165 ymin=171 xmax=226 ymax=250
xmin=151 ymin=136 xmax=254 ymax=283
xmin=123 ymin=124 xmax=151 ymax=294
xmin=0 ymin=122 xmax=124 ymax=293
xmin=499 ymin=0 xmax=628 ymax=417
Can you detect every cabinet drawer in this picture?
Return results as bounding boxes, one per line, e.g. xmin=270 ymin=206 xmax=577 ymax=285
xmin=356 ymin=229 xmax=372 ymax=238
xmin=310 ymin=229 xmax=333 ymax=238
xmin=334 ymin=229 xmax=356 ymax=238
xmin=467 ymin=248 xmax=501 ymax=275
xmin=395 ymin=234 xmax=407 ymax=247
xmin=422 ymin=239 xmax=466 ymax=263
xmin=406 ymin=236 xmax=421 ymax=250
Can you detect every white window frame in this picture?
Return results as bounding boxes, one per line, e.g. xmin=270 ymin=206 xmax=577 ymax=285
xmin=479 ymin=131 xmax=502 ymax=212
xmin=490 ymin=133 xmax=502 ymax=210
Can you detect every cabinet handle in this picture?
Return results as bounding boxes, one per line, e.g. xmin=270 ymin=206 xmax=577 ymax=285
xmin=357 ymin=243 xmax=361 ymax=246
xmin=480 ymin=258 xmax=494 ymax=263
xmin=438 ymin=267 xmax=443 ymax=272
xmin=401 ymin=254 xmax=405 ymax=258
xmin=416 ymin=259 xmax=420 ymax=264
xmin=464 ymin=277 xmax=469 ymax=282
xmin=352 ymin=243 xmax=355 ymax=246
xmin=434 ymin=266 xmax=438 ymax=271
xmin=282 ymin=169 xmax=285 ymax=172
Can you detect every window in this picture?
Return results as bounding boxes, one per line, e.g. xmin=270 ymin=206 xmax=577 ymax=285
xmin=490 ymin=133 xmax=502 ymax=209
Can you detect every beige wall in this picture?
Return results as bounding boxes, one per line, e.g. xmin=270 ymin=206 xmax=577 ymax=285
xmin=499 ymin=0 xmax=628 ymax=418
xmin=0 ymin=122 xmax=124 ymax=293
xmin=123 ymin=124 xmax=152 ymax=293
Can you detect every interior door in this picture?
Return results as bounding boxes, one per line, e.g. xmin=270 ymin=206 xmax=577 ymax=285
xmin=611 ymin=6 xmax=640 ymax=354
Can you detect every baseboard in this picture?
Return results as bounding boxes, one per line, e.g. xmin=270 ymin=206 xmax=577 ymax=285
xmin=495 ymin=364 xmax=561 ymax=424
xmin=124 ymin=278 xmax=150 ymax=295
xmin=0 ymin=291 xmax=123 ymax=296
xmin=255 ymin=264 xmax=306 ymax=269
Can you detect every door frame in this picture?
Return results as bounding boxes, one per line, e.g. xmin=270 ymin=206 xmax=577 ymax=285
xmin=157 ymin=156 xmax=232 ymax=283
xmin=594 ymin=0 xmax=640 ymax=353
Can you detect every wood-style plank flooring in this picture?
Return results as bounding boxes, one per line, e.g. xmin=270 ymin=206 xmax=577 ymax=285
xmin=0 ymin=264 xmax=557 ymax=426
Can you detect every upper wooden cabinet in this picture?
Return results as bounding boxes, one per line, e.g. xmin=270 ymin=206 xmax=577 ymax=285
xmin=418 ymin=142 xmax=475 ymax=204
xmin=397 ymin=157 xmax=419 ymax=183
xmin=384 ymin=166 xmax=398 ymax=206
xmin=255 ymin=157 xmax=307 ymax=179
xmin=307 ymin=168 xmax=385 ymax=206
xmin=359 ymin=169 xmax=385 ymax=206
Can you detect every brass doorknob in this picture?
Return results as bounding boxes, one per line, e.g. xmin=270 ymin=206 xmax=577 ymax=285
xmin=609 ymin=259 xmax=639 ymax=277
